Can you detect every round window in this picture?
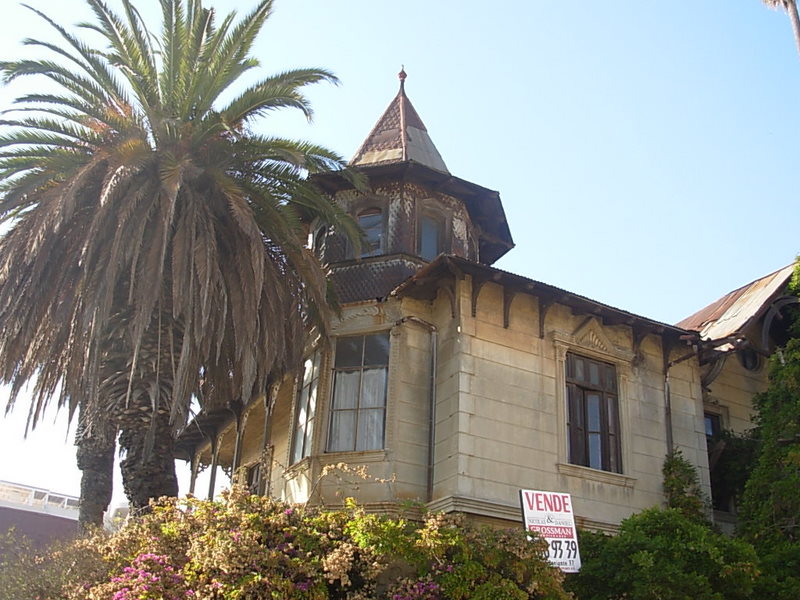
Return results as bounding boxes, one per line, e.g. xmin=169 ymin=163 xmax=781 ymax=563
xmin=737 ymin=347 xmax=761 ymax=372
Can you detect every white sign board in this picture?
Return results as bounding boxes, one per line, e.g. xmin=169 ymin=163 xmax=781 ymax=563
xmin=519 ymin=489 xmax=581 ymax=573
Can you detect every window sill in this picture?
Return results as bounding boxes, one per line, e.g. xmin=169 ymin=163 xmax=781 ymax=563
xmin=321 ymin=449 xmax=388 ymax=464
xmin=283 ymin=457 xmax=312 ymax=480
xmin=557 ymin=463 xmax=636 ymax=488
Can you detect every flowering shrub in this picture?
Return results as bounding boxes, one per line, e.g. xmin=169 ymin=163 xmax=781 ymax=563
xmin=0 ymin=486 xmax=568 ymax=599
xmin=90 ymin=553 xmax=191 ymax=600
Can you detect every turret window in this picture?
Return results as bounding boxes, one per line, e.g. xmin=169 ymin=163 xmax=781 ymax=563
xmin=419 ymin=213 xmax=444 ymax=261
xmin=357 ymin=208 xmax=383 ymax=257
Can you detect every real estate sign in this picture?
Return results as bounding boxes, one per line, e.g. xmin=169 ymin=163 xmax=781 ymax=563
xmin=519 ymin=489 xmax=581 ymax=573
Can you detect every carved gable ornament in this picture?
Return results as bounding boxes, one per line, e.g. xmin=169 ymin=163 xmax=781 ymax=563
xmin=573 ymin=318 xmax=614 ymax=354
xmin=566 ymin=317 xmax=634 ymax=363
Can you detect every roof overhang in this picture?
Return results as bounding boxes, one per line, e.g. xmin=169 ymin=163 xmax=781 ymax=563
xmin=393 ymin=255 xmax=692 ymax=343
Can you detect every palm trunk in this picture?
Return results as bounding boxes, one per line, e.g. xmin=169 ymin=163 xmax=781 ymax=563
xmin=118 ymin=404 xmax=179 ymax=511
xmin=787 ymin=1 xmax=800 ymax=58
xmin=75 ymin=409 xmax=116 ymax=531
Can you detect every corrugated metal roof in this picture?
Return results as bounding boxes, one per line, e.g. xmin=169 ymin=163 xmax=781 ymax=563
xmin=350 ymin=69 xmax=449 ymax=173
xmin=675 ymin=263 xmax=795 ymax=341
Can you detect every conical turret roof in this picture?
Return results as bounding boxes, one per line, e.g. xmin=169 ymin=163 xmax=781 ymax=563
xmin=350 ymin=69 xmax=449 ymax=173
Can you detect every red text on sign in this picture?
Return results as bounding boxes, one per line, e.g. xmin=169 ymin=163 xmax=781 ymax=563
xmin=522 ymin=491 xmax=572 ymax=513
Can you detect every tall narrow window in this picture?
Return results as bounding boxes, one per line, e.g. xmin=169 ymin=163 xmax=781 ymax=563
xmin=358 ymin=208 xmax=383 ymax=257
xmin=419 ymin=213 xmax=443 ymax=261
xmin=566 ymin=353 xmax=621 ymax=473
xmin=291 ymin=351 xmax=321 ymax=464
xmin=327 ymin=333 xmax=389 ymax=452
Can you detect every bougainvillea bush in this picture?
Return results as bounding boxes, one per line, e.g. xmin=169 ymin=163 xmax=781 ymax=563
xmin=0 ymin=487 xmax=569 ymax=600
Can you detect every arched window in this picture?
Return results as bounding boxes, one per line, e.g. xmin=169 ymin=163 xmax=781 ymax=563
xmin=357 ymin=208 xmax=383 ymax=257
xmin=419 ymin=213 xmax=444 ymax=261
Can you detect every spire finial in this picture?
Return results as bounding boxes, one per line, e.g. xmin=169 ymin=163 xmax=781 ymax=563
xmin=398 ymin=65 xmax=407 ymax=90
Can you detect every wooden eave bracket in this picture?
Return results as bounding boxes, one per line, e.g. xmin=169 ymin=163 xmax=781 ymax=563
xmin=539 ymin=298 xmax=553 ymax=339
xmin=470 ymin=272 xmax=492 ymax=317
xmin=503 ymin=287 xmax=516 ymax=329
xmin=632 ymin=326 xmax=649 ymax=358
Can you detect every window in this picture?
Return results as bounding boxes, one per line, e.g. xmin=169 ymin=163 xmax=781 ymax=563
xmin=704 ymin=412 xmax=722 ymax=446
xmin=244 ymin=463 xmax=261 ymax=494
xmin=737 ymin=348 xmax=761 ymax=372
xmin=566 ymin=353 xmax=621 ymax=473
xmin=327 ymin=333 xmax=389 ymax=452
xmin=357 ymin=208 xmax=383 ymax=257
xmin=419 ymin=213 xmax=444 ymax=261
xmin=291 ymin=351 xmax=321 ymax=464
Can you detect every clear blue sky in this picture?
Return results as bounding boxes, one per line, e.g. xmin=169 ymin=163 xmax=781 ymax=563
xmin=0 ymin=0 xmax=798 ymax=499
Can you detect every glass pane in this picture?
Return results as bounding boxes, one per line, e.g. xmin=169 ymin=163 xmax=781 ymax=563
xmin=310 ymin=351 xmax=321 ymax=381
xmin=363 ymin=333 xmax=390 ymax=367
xmin=356 ymin=408 xmax=385 ymax=451
xmin=605 ymin=365 xmax=616 ymax=392
xmin=304 ymin=418 xmax=314 ymax=458
xmin=335 ymin=337 xmax=363 ymax=368
xmin=420 ymin=214 xmax=441 ymax=261
xmin=589 ymin=362 xmax=600 ymax=385
xmin=302 ymin=357 xmax=315 ymax=386
xmin=361 ymin=368 xmax=387 ymax=408
xmin=574 ymin=358 xmax=585 ymax=382
xmin=328 ymin=410 xmax=356 ymax=452
xmin=291 ymin=425 xmax=304 ymax=463
xmin=587 ymin=394 xmax=601 ymax=432
xmin=705 ymin=413 xmax=720 ymax=438
xmin=308 ymin=383 xmax=318 ymax=414
xmin=333 ymin=371 xmax=360 ymax=409
xmin=588 ymin=433 xmax=602 ymax=470
xmin=359 ymin=211 xmax=382 ymax=256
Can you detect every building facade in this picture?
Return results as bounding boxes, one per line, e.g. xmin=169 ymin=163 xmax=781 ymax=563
xmin=176 ymin=72 xmax=795 ymax=532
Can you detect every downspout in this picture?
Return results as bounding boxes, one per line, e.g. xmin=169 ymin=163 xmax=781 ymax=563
xmin=395 ymin=316 xmax=438 ymax=502
xmin=663 ymin=367 xmax=674 ymax=453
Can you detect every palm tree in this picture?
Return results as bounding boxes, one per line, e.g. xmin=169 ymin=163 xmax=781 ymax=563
xmin=0 ymin=0 xmax=359 ymax=526
xmin=764 ymin=0 xmax=800 ymax=57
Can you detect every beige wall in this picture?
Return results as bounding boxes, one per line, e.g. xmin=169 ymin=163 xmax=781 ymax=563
xmin=199 ymin=273 xmax=757 ymax=532
xmin=424 ymin=277 xmax=709 ymax=529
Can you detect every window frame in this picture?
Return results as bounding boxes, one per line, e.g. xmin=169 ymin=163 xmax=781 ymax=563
xmin=355 ymin=207 xmax=384 ymax=258
xmin=290 ymin=350 xmax=323 ymax=465
xmin=326 ymin=332 xmax=390 ymax=453
xmin=566 ymin=352 xmax=622 ymax=473
xmin=418 ymin=211 xmax=446 ymax=261
xmin=553 ymin=326 xmax=635 ymax=487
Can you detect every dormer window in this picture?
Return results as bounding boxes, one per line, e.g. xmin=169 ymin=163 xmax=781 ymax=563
xmin=419 ymin=213 xmax=444 ymax=261
xmin=358 ymin=208 xmax=383 ymax=258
